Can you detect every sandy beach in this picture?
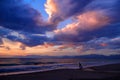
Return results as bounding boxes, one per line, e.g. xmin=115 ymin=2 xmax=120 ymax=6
xmin=0 ymin=63 xmax=120 ymax=80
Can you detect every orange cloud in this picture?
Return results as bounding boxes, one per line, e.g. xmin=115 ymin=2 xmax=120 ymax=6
xmin=0 ymin=38 xmax=58 ymax=56
xmin=76 ymin=11 xmax=110 ymax=29
xmin=100 ymin=43 xmax=108 ymax=47
xmin=45 ymin=0 xmax=58 ymax=19
xmin=43 ymin=42 xmax=54 ymax=48
xmin=2 ymin=38 xmax=25 ymax=50
xmin=57 ymin=43 xmax=75 ymax=50
xmin=1 ymin=38 xmax=118 ymax=57
xmin=0 ymin=38 xmax=27 ymax=56
xmin=0 ymin=48 xmax=26 ymax=56
xmin=0 ymin=38 xmax=82 ymax=56
xmin=54 ymin=10 xmax=110 ymax=35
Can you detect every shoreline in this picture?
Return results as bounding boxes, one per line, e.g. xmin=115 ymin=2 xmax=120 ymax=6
xmin=0 ymin=63 xmax=120 ymax=80
xmin=0 ymin=62 xmax=119 ymax=76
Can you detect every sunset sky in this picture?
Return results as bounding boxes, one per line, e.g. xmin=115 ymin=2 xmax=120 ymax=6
xmin=0 ymin=0 xmax=120 ymax=57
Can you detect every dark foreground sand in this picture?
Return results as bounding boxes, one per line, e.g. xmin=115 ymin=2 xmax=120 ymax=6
xmin=0 ymin=63 xmax=120 ymax=80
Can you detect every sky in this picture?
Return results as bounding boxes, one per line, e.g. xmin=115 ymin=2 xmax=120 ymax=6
xmin=0 ymin=0 xmax=120 ymax=57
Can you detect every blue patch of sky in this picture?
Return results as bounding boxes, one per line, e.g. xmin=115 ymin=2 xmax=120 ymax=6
xmin=57 ymin=19 xmax=72 ymax=29
xmin=23 ymin=0 xmax=48 ymax=20
xmin=23 ymin=0 xmax=72 ymax=29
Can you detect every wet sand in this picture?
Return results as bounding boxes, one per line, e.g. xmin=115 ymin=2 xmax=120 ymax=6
xmin=0 ymin=63 xmax=120 ymax=80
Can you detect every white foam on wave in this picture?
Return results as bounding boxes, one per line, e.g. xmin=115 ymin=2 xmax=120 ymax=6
xmin=0 ymin=61 xmax=120 ymax=76
xmin=0 ymin=63 xmax=78 ymax=76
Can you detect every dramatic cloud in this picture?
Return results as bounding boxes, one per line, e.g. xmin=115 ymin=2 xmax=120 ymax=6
xmin=2 ymin=38 xmax=24 ymax=49
xmin=0 ymin=0 xmax=55 ymax=33
xmin=0 ymin=0 xmax=120 ymax=56
xmin=54 ymin=10 xmax=110 ymax=35
xmin=53 ymin=0 xmax=120 ymax=42
xmin=87 ymin=37 xmax=120 ymax=49
xmin=0 ymin=26 xmax=50 ymax=46
xmin=45 ymin=0 xmax=92 ymax=24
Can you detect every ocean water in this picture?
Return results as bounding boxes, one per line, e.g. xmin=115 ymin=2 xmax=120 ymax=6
xmin=0 ymin=58 xmax=120 ymax=76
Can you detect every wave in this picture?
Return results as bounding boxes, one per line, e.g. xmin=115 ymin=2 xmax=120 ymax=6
xmin=0 ymin=59 xmax=120 ymax=76
xmin=0 ymin=63 xmax=78 ymax=76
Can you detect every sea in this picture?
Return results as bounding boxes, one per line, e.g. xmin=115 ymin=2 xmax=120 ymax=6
xmin=0 ymin=58 xmax=120 ymax=76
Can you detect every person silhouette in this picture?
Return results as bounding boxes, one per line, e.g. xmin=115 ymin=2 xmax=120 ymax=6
xmin=79 ymin=62 xmax=83 ymax=70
